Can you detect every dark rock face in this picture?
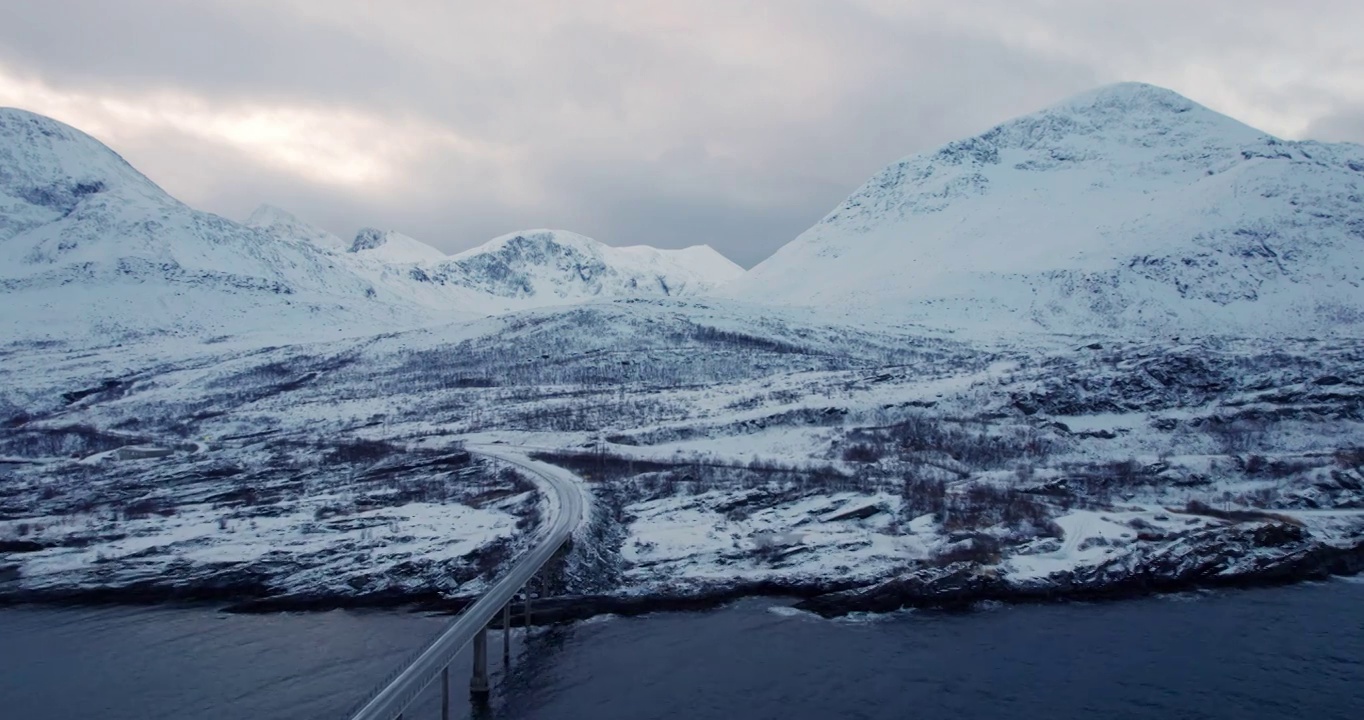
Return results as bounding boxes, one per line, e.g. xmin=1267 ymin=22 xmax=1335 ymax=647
xmin=19 ymin=180 xmax=106 ymax=213
xmin=349 ymin=228 xmax=387 ymax=253
xmin=793 ymin=522 xmax=1364 ymax=617
xmin=822 ymin=502 xmax=888 ymax=522
xmin=7 ymin=522 xmax=1363 ymax=621
xmin=796 ymin=564 xmax=1012 ymax=615
xmin=1011 ymin=347 xmax=1238 ymax=417
xmin=0 ymin=566 xmax=275 ymax=607
xmin=0 ymin=540 xmax=45 ymax=553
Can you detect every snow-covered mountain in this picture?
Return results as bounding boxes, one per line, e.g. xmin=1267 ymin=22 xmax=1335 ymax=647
xmin=727 ymin=82 xmax=1364 ymax=337
xmin=420 ymin=229 xmax=744 ymax=300
xmin=245 ymin=204 xmax=346 ymax=252
xmin=348 ymin=227 xmax=448 ymax=264
xmin=0 ymin=108 xmax=438 ymax=345
xmin=0 ymin=108 xmax=746 ymax=347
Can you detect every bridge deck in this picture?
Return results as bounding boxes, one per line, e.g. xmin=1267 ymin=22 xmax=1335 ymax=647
xmin=345 ymin=447 xmax=584 ymax=720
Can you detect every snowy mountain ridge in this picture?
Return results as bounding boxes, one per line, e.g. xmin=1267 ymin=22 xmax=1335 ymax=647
xmin=0 ymin=109 xmax=745 ymax=345
xmin=247 ymin=211 xmax=744 ymax=303
xmin=728 ymin=82 xmax=1364 ymax=336
xmin=245 ymin=204 xmax=347 ymax=252
xmin=348 ymin=227 xmax=448 ymax=264
xmin=0 ymin=108 xmax=430 ymax=344
xmin=432 ymin=229 xmax=744 ymax=299
xmin=9 ymin=81 xmax=1364 ymax=346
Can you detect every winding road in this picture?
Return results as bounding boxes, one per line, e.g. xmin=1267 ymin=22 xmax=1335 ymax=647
xmin=346 ymin=445 xmax=586 ymax=720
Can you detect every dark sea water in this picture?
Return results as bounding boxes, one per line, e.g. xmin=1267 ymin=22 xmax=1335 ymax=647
xmin=3 ymin=581 xmax=1363 ymax=720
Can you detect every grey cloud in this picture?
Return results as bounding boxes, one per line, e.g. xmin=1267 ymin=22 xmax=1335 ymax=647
xmin=1305 ymin=111 xmax=1364 ymax=146
xmin=0 ymin=0 xmax=413 ymax=108
xmin=1 ymin=1 xmax=1361 ymax=267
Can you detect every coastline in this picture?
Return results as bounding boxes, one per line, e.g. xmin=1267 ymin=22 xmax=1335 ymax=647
xmin=6 ymin=526 xmax=1362 ymax=620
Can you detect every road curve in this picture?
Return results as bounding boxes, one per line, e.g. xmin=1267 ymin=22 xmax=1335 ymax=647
xmin=346 ymin=445 xmax=586 ymax=720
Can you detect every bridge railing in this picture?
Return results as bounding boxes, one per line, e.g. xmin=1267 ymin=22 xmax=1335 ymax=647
xmin=339 ymin=597 xmax=477 ymax=719
xmin=342 ymin=449 xmax=580 ymax=720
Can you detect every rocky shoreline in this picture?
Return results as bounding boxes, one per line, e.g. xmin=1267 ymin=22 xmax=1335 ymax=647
xmin=795 ymin=523 xmax=1364 ymax=616
xmin=5 ymin=519 xmax=1363 ymax=620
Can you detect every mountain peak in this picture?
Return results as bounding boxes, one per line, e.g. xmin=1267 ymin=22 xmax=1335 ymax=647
xmin=436 ymin=228 xmax=742 ymax=300
xmin=458 ymin=229 xmax=603 ymax=259
xmin=730 ymin=82 xmax=1364 ymax=336
xmin=1062 ymin=81 xmax=1199 ymax=112
xmin=0 ymin=108 xmax=157 ymax=187
xmin=350 ymin=227 xmax=389 ymax=253
xmin=978 ymin=81 xmax=1267 ymax=151
xmin=0 ymin=108 xmax=165 ymax=235
xmin=814 ymin=82 xmax=1272 ymax=228
xmin=348 ymin=227 xmax=447 ymax=264
xmin=246 ymin=203 xmax=346 ymax=252
xmin=245 ymin=203 xmax=301 ymax=227
xmin=456 ymin=230 xmax=743 ymax=282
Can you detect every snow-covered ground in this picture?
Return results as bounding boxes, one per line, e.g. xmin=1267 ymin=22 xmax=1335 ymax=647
xmin=4 ymin=83 xmax=1364 ymax=612
xmin=4 ymin=303 xmax=1361 ymax=607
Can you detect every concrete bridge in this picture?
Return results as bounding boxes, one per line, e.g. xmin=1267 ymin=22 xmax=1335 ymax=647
xmin=345 ymin=445 xmax=586 ymax=720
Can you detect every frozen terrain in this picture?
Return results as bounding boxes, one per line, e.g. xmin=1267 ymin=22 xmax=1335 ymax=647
xmin=3 ymin=301 xmax=1362 ymax=610
xmin=3 ymin=84 xmax=1364 ymax=614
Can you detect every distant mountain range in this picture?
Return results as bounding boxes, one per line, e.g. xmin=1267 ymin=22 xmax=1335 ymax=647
xmin=0 ymin=108 xmax=741 ymax=344
xmin=248 ymin=206 xmax=743 ymax=301
xmin=4 ymin=81 xmax=1364 ymax=344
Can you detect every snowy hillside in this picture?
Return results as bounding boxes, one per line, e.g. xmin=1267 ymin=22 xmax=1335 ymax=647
xmin=245 ymin=204 xmax=346 ymax=252
xmin=5 ymin=293 xmax=1362 ymax=608
xmin=727 ymin=83 xmax=1364 ymax=337
xmin=348 ymin=227 xmax=447 ymax=264
xmin=0 ymin=108 xmax=448 ymax=345
xmin=417 ymin=229 xmax=744 ymax=301
xmin=0 ymin=109 xmax=747 ymax=349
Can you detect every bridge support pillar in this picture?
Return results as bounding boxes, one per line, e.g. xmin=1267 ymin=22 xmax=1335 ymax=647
xmin=441 ymin=666 xmax=450 ymax=720
xmin=524 ymin=576 xmax=533 ymax=631
xmin=502 ymin=602 xmax=512 ymax=669
xmin=470 ymin=627 xmax=489 ymax=701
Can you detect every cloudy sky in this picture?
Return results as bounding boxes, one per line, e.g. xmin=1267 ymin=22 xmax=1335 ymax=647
xmin=3 ymin=1 xmax=1362 ymax=266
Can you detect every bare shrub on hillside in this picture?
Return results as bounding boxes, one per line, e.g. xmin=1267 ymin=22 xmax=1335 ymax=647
xmin=901 ymin=476 xmax=947 ymax=519
xmin=942 ymin=483 xmax=1056 ymax=536
xmin=0 ymin=425 xmax=137 ymax=459
xmin=842 ymin=443 xmax=884 ymax=463
xmin=1063 ymin=459 xmax=1156 ymax=506
xmin=1205 ymin=418 xmax=1269 ymax=454
xmin=928 ymin=534 xmax=1002 ymax=566
xmin=532 ymin=450 xmax=875 ymax=498
xmin=1335 ymin=447 xmax=1364 ymax=470
xmin=848 ymin=414 xmax=1055 ymax=471
xmin=1183 ymin=499 xmax=1302 ymax=526
xmin=326 ymin=439 xmax=400 ymax=465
